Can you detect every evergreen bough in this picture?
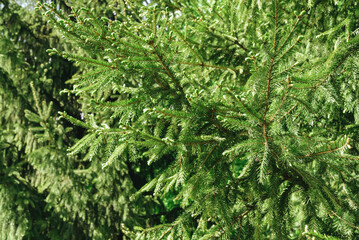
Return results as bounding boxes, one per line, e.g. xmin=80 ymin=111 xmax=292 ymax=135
xmin=3 ymin=0 xmax=359 ymax=239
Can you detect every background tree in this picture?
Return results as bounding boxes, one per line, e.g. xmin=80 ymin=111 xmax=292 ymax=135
xmin=0 ymin=0 xmax=78 ymax=238
xmin=0 ymin=0 xmax=150 ymax=239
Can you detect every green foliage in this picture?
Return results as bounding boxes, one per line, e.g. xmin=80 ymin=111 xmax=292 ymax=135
xmin=38 ymin=0 xmax=359 ymax=239
xmin=2 ymin=0 xmax=359 ymax=239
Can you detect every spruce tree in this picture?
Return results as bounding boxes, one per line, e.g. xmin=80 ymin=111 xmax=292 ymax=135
xmin=2 ymin=0 xmax=167 ymax=238
xmin=2 ymin=0 xmax=359 ymax=239
xmin=1 ymin=0 xmax=138 ymax=239
xmin=0 ymin=0 xmax=78 ymax=238
xmin=39 ymin=0 xmax=359 ymax=239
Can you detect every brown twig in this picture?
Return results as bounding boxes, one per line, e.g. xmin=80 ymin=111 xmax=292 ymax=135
xmin=330 ymin=211 xmax=359 ymax=230
xmin=178 ymin=61 xmax=238 ymax=71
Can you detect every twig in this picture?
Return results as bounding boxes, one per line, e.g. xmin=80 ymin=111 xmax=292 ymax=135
xmin=330 ymin=211 xmax=359 ymax=230
xmin=273 ymin=0 xmax=278 ymax=51
xmin=268 ymin=77 xmax=291 ymax=124
xmin=178 ymin=61 xmax=238 ymax=71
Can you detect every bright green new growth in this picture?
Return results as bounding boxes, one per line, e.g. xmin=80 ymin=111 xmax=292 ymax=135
xmin=32 ymin=0 xmax=359 ymax=239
